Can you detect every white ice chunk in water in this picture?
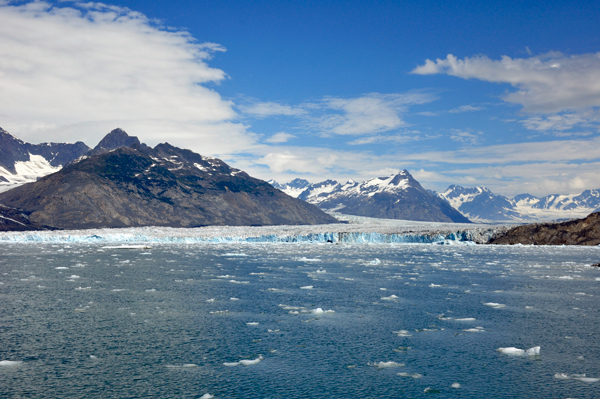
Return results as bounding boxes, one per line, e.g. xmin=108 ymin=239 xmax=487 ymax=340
xmin=369 ymin=258 xmax=381 ymax=265
xmin=370 ymin=361 xmax=404 ymax=369
xmin=454 ymin=318 xmax=476 ymax=321
xmin=311 ymin=308 xmax=335 ymax=315
xmin=483 ymin=302 xmax=506 ymax=309
xmin=206 ymin=298 xmax=215 ymax=302
xmin=224 ymin=355 xmax=263 ymax=366
xmin=0 ymin=360 xmax=23 ymax=366
xmin=451 ymin=383 xmax=461 ymax=388
xmin=55 ymin=267 xmax=69 ymax=270
xmin=497 ymin=346 xmax=540 ymax=356
xmin=300 ymin=286 xmax=313 ymax=290
xmin=200 ymin=394 xmax=214 ymax=399
xmin=381 ymin=295 xmax=399 ymax=300
xmin=392 ymin=330 xmax=412 ymax=337
xmin=230 ymin=297 xmax=239 ymax=301
xmin=246 ymin=322 xmax=259 ymax=326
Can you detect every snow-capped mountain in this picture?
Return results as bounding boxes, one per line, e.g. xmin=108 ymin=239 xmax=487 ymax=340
xmin=270 ymin=170 xmax=471 ymax=223
xmin=439 ymin=185 xmax=600 ymax=222
xmin=0 ymin=127 xmax=90 ymax=192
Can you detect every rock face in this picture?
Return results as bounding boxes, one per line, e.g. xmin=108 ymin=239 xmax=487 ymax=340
xmin=0 ymin=204 xmax=49 ymax=231
xmin=488 ymin=212 xmax=600 ymax=245
xmin=271 ymin=171 xmax=471 ymax=223
xmin=0 ymin=130 xmax=338 ymax=229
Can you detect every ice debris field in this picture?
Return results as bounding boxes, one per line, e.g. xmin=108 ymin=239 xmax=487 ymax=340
xmin=1 ymin=219 xmax=600 ymax=398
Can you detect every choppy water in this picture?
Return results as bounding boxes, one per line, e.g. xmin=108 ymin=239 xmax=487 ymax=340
xmin=1 ymin=242 xmax=600 ymax=398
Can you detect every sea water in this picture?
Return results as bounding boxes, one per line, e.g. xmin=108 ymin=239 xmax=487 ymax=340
xmin=1 ymin=241 xmax=599 ymax=398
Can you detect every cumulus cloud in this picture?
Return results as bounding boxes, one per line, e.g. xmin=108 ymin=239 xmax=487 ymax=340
xmin=412 ymin=52 xmax=600 ymax=114
xmin=264 ymin=132 xmax=296 ymax=143
xmin=0 ymin=1 xmax=253 ymax=154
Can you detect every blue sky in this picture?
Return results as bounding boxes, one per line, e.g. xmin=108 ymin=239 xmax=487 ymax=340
xmin=1 ymin=0 xmax=600 ymax=196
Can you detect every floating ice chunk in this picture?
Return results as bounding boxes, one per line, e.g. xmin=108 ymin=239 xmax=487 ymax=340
xmin=463 ymin=327 xmax=485 ymax=332
xmin=300 ymin=286 xmax=313 ymax=290
xmin=229 ymin=280 xmax=249 ymax=284
xmin=111 ymin=289 xmax=126 ymax=292
xmin=0 ymin=360 xmax=23 ymax=366
xmin=525 ymin=306 xmax=534 ymax=309
xmin=555 ymin=373 xmax=599 ymax=382
xmin=246 ymin=322 xmax=259 ymax=326
xmin=381 ymin=295 xmax=399 ymax=300
xmin=392 ymin=330 xmax=412 ymax=337
xmin=483 ymin=302 xmax=506 ymax=309
xmin=316 ymin=269 xmax=326 ymax=273
xmin=145 ymin=289 xmax=157 ymax=292
xmin=370 ymin=361 xmax=404 ymax=369
xmin=55 ymin=267 xmax=69 ymax=270
xmin=279 ymin=304 xmax=305 ymax=310
xmin=369 ymin=258 xmax=381 ymax=265
xmin=206 ymin=298 xmax=215 ymax=302
xmin=429 ymin=284 xmax=442 ymax=288
xmin=69 ymin=275 xmax=80 ymax=279
xmin=424 ymin=387 xmax=440 ymax=394
xmin=451 ymin=383 xmax=461 ymax=388
xmin=497 ymin=346 xmax=540 ymax=356
xmin=209 ymin=310 xmax=229 ymax=314
xmin=200 ymin=394 xmax=214 ymax=399
xmin=75 ymin=287 xmax=91 ymax=291
xmin=221 ymin=253 xmax=248 ymax=257
xmin=166 ymin=363 xmax=198 ymax=368
xmin=217 ymin=275 xmax=235 ymax=279
xmin=311 ymin=308 xmax=334 ymax=315
xmin=89 ymin=355 xmax=98 ymax=359
xmin=230 ymin=297 xmax=239 ymax=301
xmin=558 ymin=276 xmax=574 ymax=280
xmin=454 ymin=318 xmax=476 ymax=321
xmin=268 ymin=329 xmax=280 ymax=333
xmin=267 ymin=288 xmax=281 ymax=292
xmin=575 ymin=377 xmax=600 ymax=383
xmin=554 ymin=373 xmax=570 ymax=380
xmin=224 ymin=355 xmax=263 ymax=366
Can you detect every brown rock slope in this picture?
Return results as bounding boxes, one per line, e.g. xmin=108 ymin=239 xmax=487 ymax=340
xmin=0 ymin=136 xmax=338 ymax=230
xmin=488 ymin=212 xmax=600 ymax=245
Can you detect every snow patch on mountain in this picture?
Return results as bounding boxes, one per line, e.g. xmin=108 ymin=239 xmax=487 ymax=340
xmin=0 ymin=154 xmax=61 ymax=193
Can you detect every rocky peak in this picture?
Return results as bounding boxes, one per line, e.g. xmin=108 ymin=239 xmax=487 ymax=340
xmin=90 ymin=128 xmax=144 ymax=156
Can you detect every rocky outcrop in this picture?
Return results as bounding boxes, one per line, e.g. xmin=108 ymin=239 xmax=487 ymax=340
xmin=0 ymin=130 xmax=338 ymax=229
xmin=488 ymin=212 xmax=600 ymax=245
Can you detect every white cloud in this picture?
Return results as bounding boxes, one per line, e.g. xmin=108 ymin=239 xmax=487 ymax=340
xmin=412 ymin=52 xmax=600 ymax=114
xmin=312 ymin=93 xmax=435 ymax=136
xmin=448 ymin=105 xmax=484 ymax=113
xmin=521 ymin=111 xmax=599 ymax=131
xmin=239 ymin=101 xmax=306 ymax=118
xmin=264 ymin=132 xmax=296 ymax=143
xmin=0 ymin=1 xmax=252 ymax=153
xmin=449 ymin=129 xmax=483 ymax=145
xmin=347 ymin=131 xmax=422 ymax=145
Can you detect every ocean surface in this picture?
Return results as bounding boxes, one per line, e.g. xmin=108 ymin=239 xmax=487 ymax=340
xmin=1 ymin=240 xmax=600 ymax=398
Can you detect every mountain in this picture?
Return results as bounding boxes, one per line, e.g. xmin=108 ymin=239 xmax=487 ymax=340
xmin=488 ymin=211 xmax=600 ymax=245
xmin=0 ymin=130 xmax=338 ymax=229
xmin=271 ymin=171 xmax=471 ymax=223
xmin=0 ymin=127 xmax=90 ymax=191
xmin=439 ymin=185 xmax=600 ymax=222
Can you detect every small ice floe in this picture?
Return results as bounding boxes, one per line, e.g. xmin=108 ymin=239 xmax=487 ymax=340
xmin=316 ymin=269 xmax=326 ymax=274
xmin=451 ymin=383 xmax=461 ymax=388
xmin=424 ymin=387 xmax=441 ymax=394
xmin=246 ymin=322 xmax=259 ymax=326
xmin=55 ymin=266 xmax=69 ymax=270
xmin=111 ymin=289 xmax=126 ymax=292
xmin=119 ymin=260 xmax=130 ymax=264
xmin=229 ymin=280 xmax=249 ymax=284
xmin=381 ymin=295 xmax=399 ymax=301
xmin=483 ymin=302 xmax=506 ymax=309
xmin=221 ymin=253 xmax=248 ymax=257
xmin=555 ymin=373 xmax=599 ymax=382
xmin=369 ymin=259 xmax=381 ymax=265
xmin=206 ymin=298 xmax=215 ymax=302
xmin=145 ymin=289 xmax=157 ymax=292
xmin=497 ymin=346 xmax=540 ymax=356
xmin=223 ymin=355 xmax=263 ymax=367
xmin=166 ymin=363 xmax=198 ymax=368
xmin=267 ymin=288 xmax=281 ymax=292
xmin=463 ymin=327 xmax=485 ymax=333
xmin=0 ymin=360 xmax=23 ymax=367
xmin=279 ymin=304 xmax=305 ymax=310
xmin=398 ymin=372 xmax=422 ymax=378
xmin=454 ymin=318 xmax=476 ymax=322
xmin=268 ymin=329 xmax=280 ymax=333
xmin=200 ymin=394 xmax=214 ymax=399
xmin=209 ymin=310 xmax=229 ymax=314
xmin=300 ymin=286 xmax=313 ymax=290
xmin=311 ymin=308 xmax=334 ymax=315
xmin=217 ymin=275 xmax=235 ymax=279
xmin=525 ymin=306 xmax=534 ymax=309
xmin=370 ymin=361 xmax=405 ymax=369
xmin=429 ymin=284 xmax=443 ymax=288
xmin=68 ymin=275 xmax=80 ymax=279
xmin=89 ymin=355 xmax=98 ymax=359
xmin=230 ymin=297 xmax=239 ymax=301
xmin=392 ymin=330 xmax=412 ymax=337
xmin=298 ymin=257 xmax=321 ymax=262
xmin=74 ymin=287 xmax=91 ymax=291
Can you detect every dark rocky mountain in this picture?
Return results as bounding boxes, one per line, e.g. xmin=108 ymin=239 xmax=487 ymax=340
xmin=0 ymin=204 xmax=50 ymax=231
xmin=488 ymin=212 xmax=600 ymax=245
xmin=271 ymin=171 xmax=471 ymax=223
xmin=0 ymin=127 xmax=89 ymax=175
xmin=88 ymin=128 xmax=150 ymax=156
xmin=0 ymin=130 xmax=338 ymax=229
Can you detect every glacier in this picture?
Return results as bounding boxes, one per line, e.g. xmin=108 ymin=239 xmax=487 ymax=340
xmin=0 ymin=214 xmax=506 ymax=244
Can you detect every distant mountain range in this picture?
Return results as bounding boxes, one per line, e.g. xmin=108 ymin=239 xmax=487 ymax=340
xmin=438 ymin=185 xmax=600 ymax=222
xmin=0 ymin=128 xmax=336 ymax=230
xmin=270 ymin=170 xmax=471 ymax=223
